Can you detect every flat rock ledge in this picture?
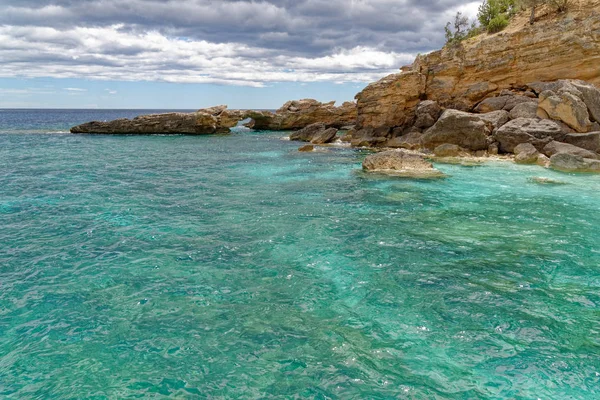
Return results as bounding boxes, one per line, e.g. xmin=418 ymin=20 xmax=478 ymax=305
xmin=362 ymin=150 xmax=445 ymax=179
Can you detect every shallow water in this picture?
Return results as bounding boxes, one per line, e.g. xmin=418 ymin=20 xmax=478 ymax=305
xmin=1 ymin=111 xmax=600 ymax=398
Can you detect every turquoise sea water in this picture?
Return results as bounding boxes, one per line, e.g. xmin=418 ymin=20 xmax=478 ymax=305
xmin=1 ymin=110 xmax=600 ymax=399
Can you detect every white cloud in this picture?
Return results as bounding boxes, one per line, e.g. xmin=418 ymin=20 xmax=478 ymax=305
xmin=0 ymin=25 xmax=415 ymax=87
xmin=0 ymin=0 xmax=479 ymax=87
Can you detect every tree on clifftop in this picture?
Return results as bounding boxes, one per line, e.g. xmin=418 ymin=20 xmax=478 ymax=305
xmin=519 ymin=0 xmax=571 ymax=25
xmin=520 ymin=0 xmax=543 ymax=24
xmin=444 ymin=12 xmax=471 ymax=44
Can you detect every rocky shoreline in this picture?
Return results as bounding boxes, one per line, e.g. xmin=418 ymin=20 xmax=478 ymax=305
xmin=71 ymin=5 xmax=600 ymax=175
xmin=70 ymin=78 xmax=600 ymax=175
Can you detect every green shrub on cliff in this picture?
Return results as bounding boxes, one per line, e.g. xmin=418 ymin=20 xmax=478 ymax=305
xmin=487 ymin=14 xmax=510 ymax=32
xmin=478 ymin=0 xmax=517 ymax=33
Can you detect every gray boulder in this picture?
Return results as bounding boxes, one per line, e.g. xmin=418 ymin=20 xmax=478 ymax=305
xmin=509 ymin=102 xmax=539 ymax=120
xmin=549 ymin=153 xmax=600 ymax=173
xmin=385 ymin=130 xmax=423 ymax=150
xmin=421 ymin=109 xmax=491 ymax=151
xmin=563 ymin=132 xmax=600 ymax=153
xmin=434 ymin=143 xmax=463 ymax=157
xmin=289 ymin=123 xmax=338 ymax=144
xmin=479 ymin=110 xmax=510 ymax=130
xmin=362 ymin=150 xmax=445 ymax=178
xmin=514 ymin=143 xmax=540 ymax=164
xmin=351 ymin=127 xmax=390 ymax=147
xmin=414 ymin=100 xmax=443 ymax=129
xmin=494 ymin=118 xmax=564 ymax=153
xmin=474 ymin=95 xmax=536 ymax=113
xmin=542 ymin=141 xmax=598 ymax=159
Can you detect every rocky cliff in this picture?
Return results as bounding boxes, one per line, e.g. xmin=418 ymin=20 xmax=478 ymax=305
xmin=355 ymin=2 xmax=600 ymax=131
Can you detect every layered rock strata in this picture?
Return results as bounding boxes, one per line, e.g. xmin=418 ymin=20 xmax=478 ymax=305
xmin=355 ymin=6 xmax=600 ymax=132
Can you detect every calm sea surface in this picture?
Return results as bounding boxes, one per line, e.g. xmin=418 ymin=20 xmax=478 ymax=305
xmin=1 ymin=109 xmax=599 ymax=399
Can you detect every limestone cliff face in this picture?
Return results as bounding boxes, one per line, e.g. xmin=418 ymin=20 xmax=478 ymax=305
xmin=355 ymin=4 xmax=600 ymax=130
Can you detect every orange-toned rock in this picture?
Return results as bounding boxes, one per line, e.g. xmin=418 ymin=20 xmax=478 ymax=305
xmin=355 ymin=72 xmax=425 ymax=130
xmin=355 ymin=4 xmax=600 ymax=131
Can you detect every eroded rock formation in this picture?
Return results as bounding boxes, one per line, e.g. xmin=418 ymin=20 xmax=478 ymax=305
xmin=354 ymin=5 xmax=600 ymax=132
xmin=71 ymin=100 xmax=357 ymax=134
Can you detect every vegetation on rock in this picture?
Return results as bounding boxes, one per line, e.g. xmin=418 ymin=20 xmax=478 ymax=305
xmin=444 ymin=0 xmax=573 ymax=45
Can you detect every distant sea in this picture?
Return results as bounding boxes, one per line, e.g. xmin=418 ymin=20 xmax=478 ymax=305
xmin=1 ymin=109 xmax=600 ymax=398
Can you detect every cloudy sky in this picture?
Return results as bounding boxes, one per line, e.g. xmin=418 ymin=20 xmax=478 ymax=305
xmin=0 ymin=0 xmax=479 ymax=108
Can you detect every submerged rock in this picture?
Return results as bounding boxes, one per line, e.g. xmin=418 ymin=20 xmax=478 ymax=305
xmin=362 ymin=150 xmax=445 ymax=178
xmin=529 ymin=177 xmax=568 ymax=185
xmin=298 ymin=144 xmax=315 ymax=152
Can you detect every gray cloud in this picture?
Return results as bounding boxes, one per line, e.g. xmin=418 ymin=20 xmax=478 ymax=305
xmin=1 ymin=0 xmax=481 ymax=86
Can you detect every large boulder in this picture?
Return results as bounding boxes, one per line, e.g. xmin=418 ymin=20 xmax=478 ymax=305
xmin=509 ymin=102 xmax=539 ymax=120
xmin=474 ymin=95 xmax=536 ymax=113
xmin=538 ymin=90 xmax=593 ymax=133
xmin=289 ymin=123 xmax=338 ymax=144
xmin=478 ymin=110 xmax=510 ymax=130
xmin=542 ymin=141 xmax=599 ymax=159
xmin=421 ymin=109 xmax=492 ymax=151
xmin=434 ymin=143 xmax=463 ymax=157
xmin=414 ymin=100 xmax=443 ymax=129
xmin=549 ymin=153 xmax=600 ymax=173
xmin=362 ymin=150 xmax=444 ymax=178
xmin=494 ymin=118 xmax=565 ymax=153
xmin=351 ymin=127 xmax=391 ymax=147
xmin=530 ymin=80 xmax=600 ymax=124
xmin=514 ymin=143 xmax=540 ymax=164
xmin=571 ymin=81 xmax=600 ymax=123
xmin=385 ymin=130 xmax=423 ymax=150
xmin=563 ymin=132 xmax=600 ymax=153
